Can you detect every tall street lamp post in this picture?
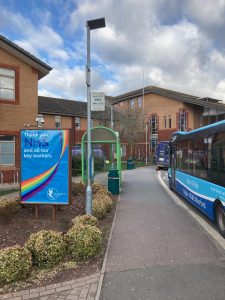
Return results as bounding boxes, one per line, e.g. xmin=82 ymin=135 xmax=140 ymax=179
xmin=86 ymin=18 xmax=106 ymax=215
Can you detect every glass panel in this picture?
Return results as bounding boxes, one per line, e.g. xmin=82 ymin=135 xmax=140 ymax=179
xmin=0 ymin=154 xmax=14 ymax=164
xmin=1 ymin=143 xmax=14 ymax=153
xmin=168 ymin=115 xmax=172 ymax=128
xmin=0 ymin=68 xmax=15 ymax=77
xmin=138 ymin=96 xmax=142 ymax=108
xmin=0 ymin=138 xmax=15 ymax=165
xmin=75 ymin=117 xmax=80 ymax=129
xmin=0 ymin=77 xmax=14 ymax=89
xmin=0 ymin=88 xmax=14 ymax=100
xmin=0 ymin=136 xmax=14 ymax=141
xmin=55 ymin=116 xmax=61 ymax=128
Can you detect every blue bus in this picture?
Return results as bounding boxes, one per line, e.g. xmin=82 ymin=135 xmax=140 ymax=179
xmin=169 ymin=120 xmax=225 ymax=237
xmin=156 ymin=141 xmax=169 ymax=169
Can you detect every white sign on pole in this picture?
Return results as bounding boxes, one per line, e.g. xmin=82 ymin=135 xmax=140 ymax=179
xmin=91 ymin=92 xmax=105 ymax=111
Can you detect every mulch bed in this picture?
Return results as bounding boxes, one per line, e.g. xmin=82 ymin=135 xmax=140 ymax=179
xmin=0 ymin=192 xmax=118 ymax=294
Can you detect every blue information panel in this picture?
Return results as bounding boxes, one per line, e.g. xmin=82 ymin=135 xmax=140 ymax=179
xmin=21 ymin=129 xmax=70 ymax=204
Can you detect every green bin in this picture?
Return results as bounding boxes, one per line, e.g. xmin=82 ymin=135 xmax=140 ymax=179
xmin=127 ymin=159 xmax=133 ymax=170
xmin=127 ymin=159 xmax=135 ymax=170
xmin=108 ymin=169 xmax=119 ymax=195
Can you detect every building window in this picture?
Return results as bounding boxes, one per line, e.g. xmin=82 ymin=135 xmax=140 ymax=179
xmin=138 ymin=96 xmax=142 ymax=108
xmin=75 ymin=117 xmax=80 ymax=129
xmin=0 ymin=136 xmax=15 ymax=165
xmin=179 ymin=110 xmax=187 ymax=131
xmin=164 ymin=116 xmax=167 ymax=128
xmin=36 ymin=114 xmax=44 ymax=128
xmin=55 ymin=115 xmax=61 ymax=128
xmin=0 ymin=67 xmax=15 ymax=100
xmin=168 ymin=115 xmax=172 ymax=128
xmin=121 ymin=145 xmax=126 ymax=157
xmin=150 ymin=115 xmax=158 ymax=134
xmin=150 ymin=135 xmax=158 ymax=153
xmin=130 ymin=98 xmax=135 ymax=109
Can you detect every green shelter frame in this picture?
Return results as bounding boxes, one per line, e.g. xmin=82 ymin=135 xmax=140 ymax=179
xmin=81 ymin=126 xmax=122 ymax=185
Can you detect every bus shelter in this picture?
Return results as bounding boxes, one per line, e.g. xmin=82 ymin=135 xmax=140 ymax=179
xmin=81 ymin=126 xmax=121 ymax=185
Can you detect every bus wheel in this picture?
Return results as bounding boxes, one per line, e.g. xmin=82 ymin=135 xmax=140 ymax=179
xmin=216 ymin=204 xmax=225 ymax=238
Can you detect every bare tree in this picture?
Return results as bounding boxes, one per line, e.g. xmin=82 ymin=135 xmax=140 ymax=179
xmin=114 ymin=107 xmax=147 ymax=157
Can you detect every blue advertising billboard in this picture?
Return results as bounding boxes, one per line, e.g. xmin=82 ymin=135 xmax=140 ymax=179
xmin=20 ymin=129 xmax=70 ymax=204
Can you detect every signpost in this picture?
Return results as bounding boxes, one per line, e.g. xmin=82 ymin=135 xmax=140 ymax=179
xmin=91 ymin=92 xmax=105 ymax=111
xmin=20 ymin=129 xmax=70 ymax=221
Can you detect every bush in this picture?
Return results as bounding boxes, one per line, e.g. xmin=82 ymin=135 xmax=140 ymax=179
xmin=92 ymin=197 xmax=107 ymax=219
xmin=25 ymin=230 xmax=66 ymax=268
xmin=71 ymin=215 xmax=98 ymax=227
xmin=72 ymin=155 xmax=82 ymax=175
xmin=99 ymin=194 xmax=113 ymax=212
xmin=66 ymin=224 xmax=102 ymax=261
xmin=92 ymin=182 xmax=108 ymax=194
xmin=72 ymin=181 xmax=86 ymax=196
xmin=0 ymin=198 xmax=20 ymax=221
xmin=0 ymin=246 xmax=32 ymax=285
xmin=94 ymin=157 xmax=105 ymax=171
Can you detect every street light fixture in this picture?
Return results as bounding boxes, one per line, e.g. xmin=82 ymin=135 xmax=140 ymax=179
xmin=86 ymin=18 xmax=106 ymax=215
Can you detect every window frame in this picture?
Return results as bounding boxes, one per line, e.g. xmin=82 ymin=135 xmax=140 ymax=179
xmin=168 ymin=115 xmax=172 ymax=128
xmin=75 ymin=117 xmax=81 ymax=129
xmin=0 ymin=135 xmax=15 ymax=166
xmin=164 ymin=116 xmax=167 ymax=128
xmin=137 ymin=96 xmax=142 ymax=108
xmin=179 ymin=110 xmax=188 ymax=131
xmin=130 ymin=98 xmax=135 ymax=109
xmin=0 ymin=64 xmax=19 ymax=105
xmin=55 ymin=115 xmax=62 ymax=129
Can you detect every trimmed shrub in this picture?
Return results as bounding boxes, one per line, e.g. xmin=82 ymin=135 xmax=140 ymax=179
xmin=72 ymin=181 xmax=86 ymax=196
xmin=25 ymin=230 xmax=66 ymax=268
xmin=0 ymin=198 xmax=20 ymax=221
xmin=99 ymin=194 xmax=113 ymax=212
xmin=66 ymin=224 xmax=102 ymax=261
xmin=0 ymin=246 xmax=32 ymax=285
xmin=92 ymin=197 xmax=107 ymax=219
xmin=71 ymin=215 xmax=98 ymax=227
xmin=92 ymin=182 xmax=108 ymax=194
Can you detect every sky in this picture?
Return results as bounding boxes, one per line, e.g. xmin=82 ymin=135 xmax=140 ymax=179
xmin=1 ymin=0 xmax=225 ymax=102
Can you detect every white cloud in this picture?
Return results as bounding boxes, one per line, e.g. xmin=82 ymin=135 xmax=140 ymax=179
xmin=2 ymin=0 xmax=225 ymax=102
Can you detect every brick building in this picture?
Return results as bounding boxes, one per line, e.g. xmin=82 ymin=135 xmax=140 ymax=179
xmin=0 ymin=35 xmax=52 ymax=183
xmin=38 ymin=96 xmax=112 ymax=145
xmin=113 ymin=86 xmax=225 ymax=159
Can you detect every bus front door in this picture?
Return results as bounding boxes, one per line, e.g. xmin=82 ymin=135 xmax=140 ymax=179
xmin=170 ymin=147 xmax=176 ymax=189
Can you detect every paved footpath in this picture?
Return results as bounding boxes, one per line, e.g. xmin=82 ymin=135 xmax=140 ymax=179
xmin=100 ymin=167 xmax=225 ymax=300
xmin=0 ymin=273 xmax=100 ymax=300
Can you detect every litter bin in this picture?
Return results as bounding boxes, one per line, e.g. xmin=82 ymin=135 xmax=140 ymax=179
xmin=108 ymin=169 xmax=119 ymax=195
xmin=127 ymin=159 xmax=135 ymax=170
xmin=127 ymin=159 xmax=133 ymax=170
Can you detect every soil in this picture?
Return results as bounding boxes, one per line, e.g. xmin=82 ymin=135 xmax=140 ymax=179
xmin=0 ymin=191 xmax=118 ymax=294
